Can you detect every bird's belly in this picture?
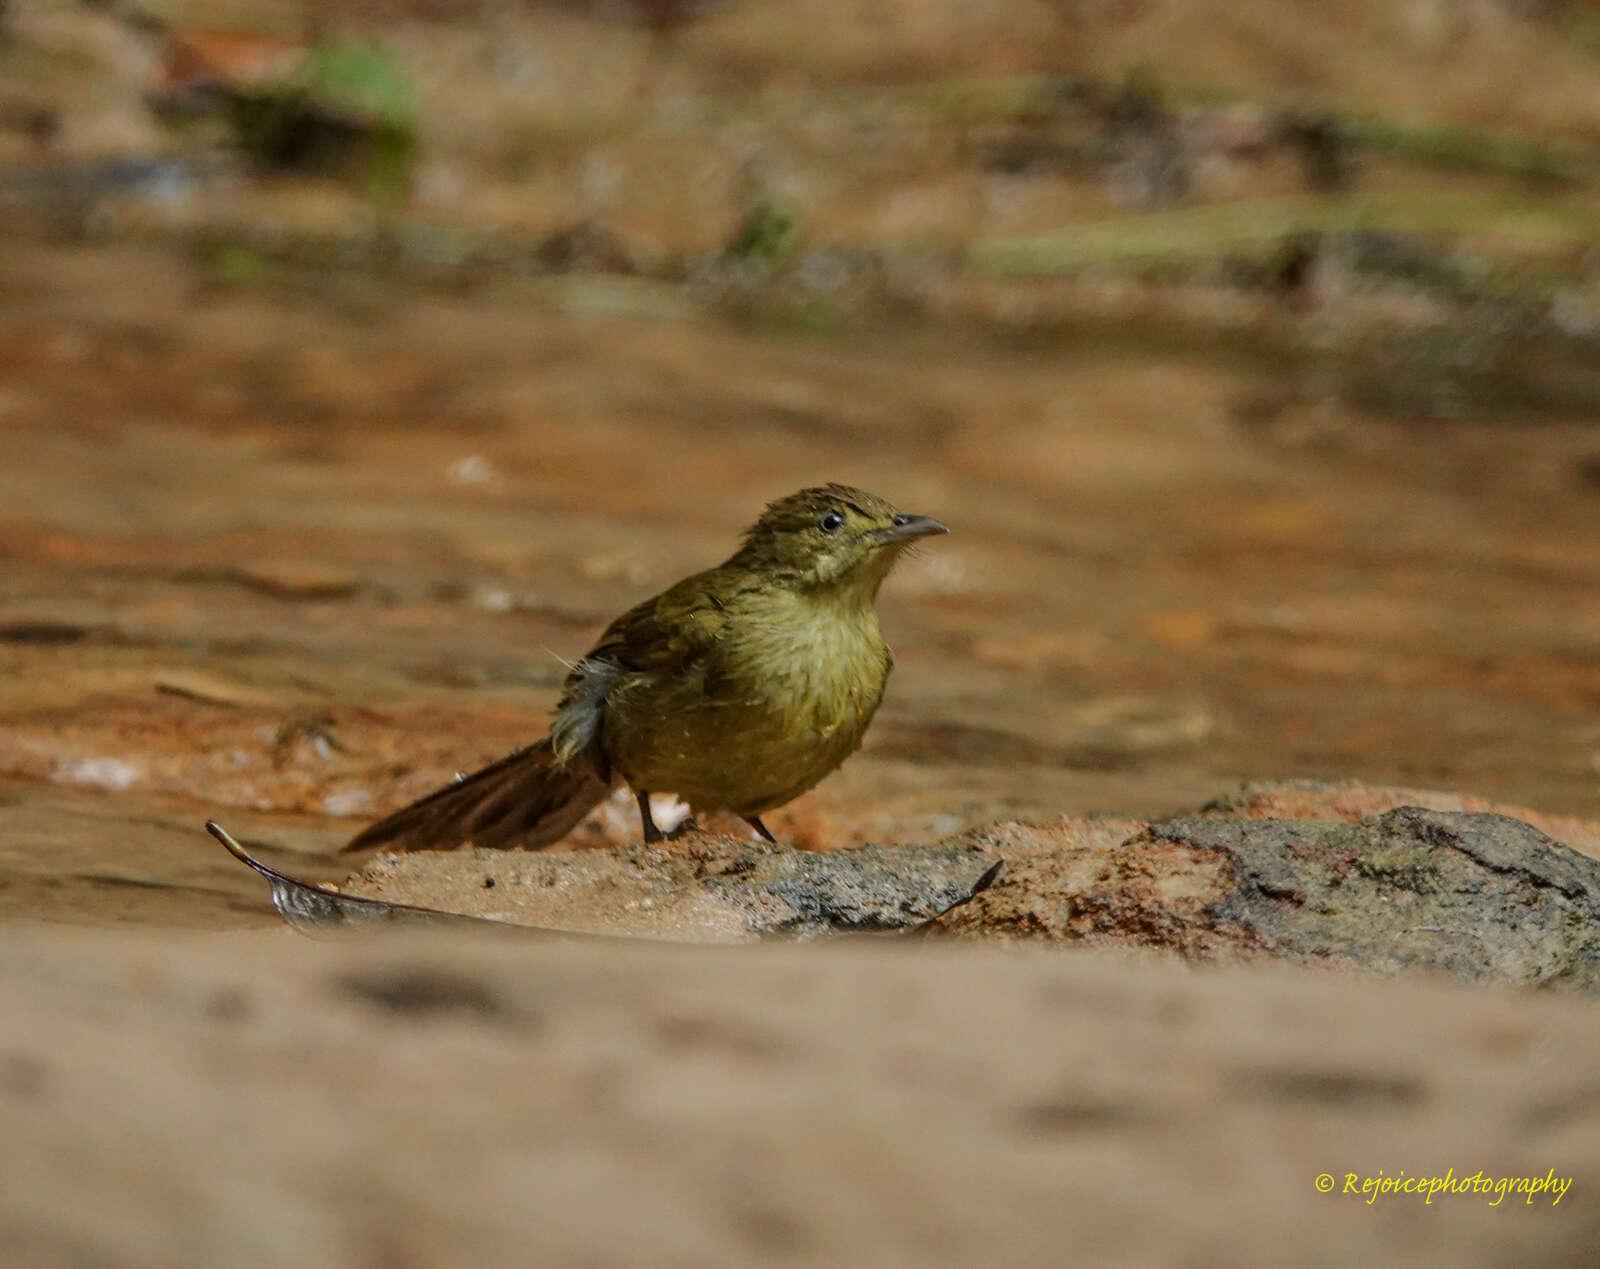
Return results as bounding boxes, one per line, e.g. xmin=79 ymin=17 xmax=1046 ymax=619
xmin=602 ymin=630 xmax=888 ymax=814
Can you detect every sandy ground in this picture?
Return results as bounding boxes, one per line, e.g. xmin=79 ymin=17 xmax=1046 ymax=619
xmin=6 ymin=924 xmax=1600 ymax=1269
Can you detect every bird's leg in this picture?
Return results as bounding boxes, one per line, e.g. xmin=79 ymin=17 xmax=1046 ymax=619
xmin=636 ymin=790 xmax=662 ymax=844
xmin=742 ymin=815 xmax=779 ymax=845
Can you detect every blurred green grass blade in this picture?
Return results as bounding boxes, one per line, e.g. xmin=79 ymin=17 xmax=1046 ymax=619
xmin=976 ymin=192 xmax=1600 ymax=276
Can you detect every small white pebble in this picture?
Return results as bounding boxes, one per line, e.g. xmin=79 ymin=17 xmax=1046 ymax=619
xmin=322 ymin=789 xmax=373 ymax=817
xmin=448 ymin=454 xmax=496 ymax=486
xmin=474 ymin=588 xmax=515 ymax=614
xmin=55 ymin=757 xmax=142 ymax=791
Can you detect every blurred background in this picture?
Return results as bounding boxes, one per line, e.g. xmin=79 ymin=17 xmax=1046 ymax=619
xmin=6 ymin=8 xmax=1600 ymax=1267
xmin=2 ymin=0 xmax=1599 ymax=920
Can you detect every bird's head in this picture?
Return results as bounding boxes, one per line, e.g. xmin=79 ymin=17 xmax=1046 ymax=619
xmin=732 ymin=483 xmax=949 ymax=602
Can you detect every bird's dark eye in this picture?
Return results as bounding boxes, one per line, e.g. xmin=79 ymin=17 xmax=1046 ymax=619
xmin=818 ymin=510 xmax=845 ymax=534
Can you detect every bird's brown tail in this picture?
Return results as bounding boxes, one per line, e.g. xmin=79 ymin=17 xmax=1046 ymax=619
xmin=342 ymin=737 xmax=609 ymax=853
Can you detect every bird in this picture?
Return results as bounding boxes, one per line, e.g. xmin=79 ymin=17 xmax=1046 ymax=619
xmin=343 ymin=484 xmax=948 ymax=853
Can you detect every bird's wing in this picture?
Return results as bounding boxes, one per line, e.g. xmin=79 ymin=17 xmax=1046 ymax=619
xmin=548 ymin=569 xmax=738 ymax=765
xmin=579 ymin=568 xmax=735 ymax=677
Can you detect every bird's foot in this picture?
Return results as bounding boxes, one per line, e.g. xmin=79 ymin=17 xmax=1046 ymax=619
xmin=636 ymin=790 xmax=663 ymax=844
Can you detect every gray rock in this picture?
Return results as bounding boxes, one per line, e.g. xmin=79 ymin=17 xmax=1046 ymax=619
xmin=945 ymin=804 xmax=1600 ymax=992
xmin=212 ymin=821 xmax=1001 ymax=943
xmin=1169 ymin=806 xmax=1600 ymax=990
xmin=221 ymin=797 xmax=1600 ymax=990
xmin=705 ymin=845 xmax=1003 ymax=940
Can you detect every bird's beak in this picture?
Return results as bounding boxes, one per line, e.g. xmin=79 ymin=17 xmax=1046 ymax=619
xmin=872 ymin=514 xmax=950 ymax=545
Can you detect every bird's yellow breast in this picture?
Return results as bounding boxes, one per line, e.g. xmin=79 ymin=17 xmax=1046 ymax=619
xmin=601 ymin=588 xmax=892 ymax=815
